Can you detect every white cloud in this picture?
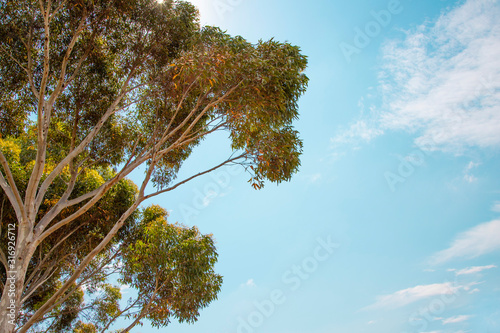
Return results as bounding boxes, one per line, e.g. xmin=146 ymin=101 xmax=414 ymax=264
xmin=463 ymin=161 xmax=480 ymax=182
xmin=240 ymin=279 xmax=256 ymax=288
xmin=465 ymin=161 xmax=480 ymax=171
xmin=305 ymin=173 xmax=322 ymax=184
xmin=463 ymin=174 xmax=478 ymax=183
xmin=462 ymin=281 xmax=482 ymax=292
xmin=365 ymin=282 xmax=460 ymax=309
xmin=430 ymin=219 xmax=500 ymax=264
xmin=442 ymin=315 xmax=472 ymax=324
xmin=454 ymin=264 xmax=497 ymax=275
xmin=378 ymin=0 xmax=500 ymax=153
xmin=323 ymin=151 xmax=346 ymax=164
xmin=492 ymin=201 xmax=500 ymax=212
xmin=330 ymin=119 xmax=383 ymax=147
xmin=120 ymin=285 xmax=131 ymax=294
xmin=335 ymin=0 xmax=500 ymax=153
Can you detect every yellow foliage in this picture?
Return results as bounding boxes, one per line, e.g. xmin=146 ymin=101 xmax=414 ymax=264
xmin=0 ymin=138 xmax=21 ymax=162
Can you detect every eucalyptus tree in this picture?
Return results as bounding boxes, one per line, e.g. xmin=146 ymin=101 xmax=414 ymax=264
xmin=0 ymin=0 xmax=308 ymax=331
xmin=0 ymin=134 xmax=222 ymax=331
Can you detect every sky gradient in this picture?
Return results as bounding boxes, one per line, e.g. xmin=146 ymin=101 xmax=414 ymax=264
xmin=131 ymin=0 xmax=500 ymax=332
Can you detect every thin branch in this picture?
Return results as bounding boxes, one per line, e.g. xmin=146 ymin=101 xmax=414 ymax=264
xmin=159 ymin=81 xmax=243 ymax=152
xmin=24 ymin=222 xmax=85 ymax=289
xmin=34 ymin=151 xmax=149 ymax=243
xmin=156 ymin=87 xmax=207 ymax=149
xmin=143 ymin=153 xmax=246 ymax=201
xmin=19 ymin=199 xmax=143 ymax=333
xmin=34 ymin=64 xmax=140 ymax=214
xmin=0 ymin=45 xmax=29 ymax=73
xmin=20 ymin=268 xmax=57 ymax=305
xmin=63 ymin=3 xmax=114 ymax=90
xmin=182 ymin=119 xmax=227 ymax=144
xmin=162 ymin=74 xmax=202 ymax=136
xmin=40 ymin=303 xmax=94 ymax=322
xmin=42 ymin=248 xmax=121 ymax=315
xmin=120 ymin=278 xmax=160 ymax=333
xmin=99 ymin=296 xmax=142 ymax=333
xmin=26 ymin=26 xmax=40 ymax=100
xmin=46 ymin=10 xmax=88 ymax=110
xmin=49 ymin=0 xmax=68 ymax=21
xmin=24 ymin=246 xmax=121 ymax=329
xmin=0 ymin=151 xmax=26 ymax=221
xmin=37 ymin=0 xmax=46 ymax=18
xmin=31 ymin=166 xmax=79 ymax=240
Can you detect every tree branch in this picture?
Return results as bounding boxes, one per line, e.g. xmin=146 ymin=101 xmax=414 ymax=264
xmin=0 ymin=45 xmax=29 ymax=73
xmin=24 ymin=221 xmax=85 ymax=290
xmin=34 ymin=151 xmax=150 ymax=243
xmin=0 ymin=151 xmax=26 ymax=221
xmin=26 ymin=26 xmax=40 ymax=100
xmin=45 ymin=10 xmax=88 ymax=110
xmin=49 ymin=0 xmax=68 ymax=21
xmin=99 ymin=296 xmax=142 ymax=333
xmin=41 ymin=248 xmax=121 ymax=316
xmin=25 ymin=0 xmax=53 ymax=225
xmin=143 ymin=153 xmax=246 ymax=201
xmin=120 ymin=276 xmax=160 ymax=333
xmin=34 ymin=64 xmax=140 ymax=214
xmin=21 ymin=267 xmax=57 ymax=305
xmin=19 ymin=198 xmax=144 ymax=333
xmin=159 ymin=80 xmax=243 ymax=152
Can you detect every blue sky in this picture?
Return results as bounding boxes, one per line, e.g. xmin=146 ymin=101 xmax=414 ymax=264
xmin=130 ymin=0 xmax=500 ymax=332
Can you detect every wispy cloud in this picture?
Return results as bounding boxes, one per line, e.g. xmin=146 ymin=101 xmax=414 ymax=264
xmin=304 ymin=173 xmax=322 ymax=184
xmin=378 ymin=0 xmax=500 ymax=153
xmin=453 ymin=264 xmax=497 ymax=276
xmin=463 ymin=174 xmax=478 ymax=183
xmin=463 ymin=161 xmax=480 ymax=183
xmin=120 ymin=285 xmax=130 ymax=294
xmin=492 ymin=201 xmax=500 ymax=212
xmin=430 ymin=219 xmax=500 ymax=264
xmin=240 ymin=279 xmax=256 ymax=288
xmin=334 ymin=0 xmax=500 ymax=154
xmin=465 ymin=161 xmax=480 ymax=171
xmin=365 ymin=282 xmax=460 ymax=309
xmin=442 ymin=315 xmax=472 ymax=324
xmin=468 ymin=288 xmax=480 ymax=294
xmin=330 ymin=119 xmax=383 ymax=147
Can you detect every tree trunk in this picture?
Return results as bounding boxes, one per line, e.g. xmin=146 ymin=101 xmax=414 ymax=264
xmin=0 ymin=225 xmax=33 ymax=333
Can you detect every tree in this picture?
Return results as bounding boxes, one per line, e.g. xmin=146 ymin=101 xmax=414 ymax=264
xmin=117 ymin=205 xmax=222 ymax=332
xmin=1 ymin=131 xmax=222 ymax=332
xmin=0 ymin=132 xmax=140 ymax=331
xmin=0 ymin=0 xmax=308 ymax=331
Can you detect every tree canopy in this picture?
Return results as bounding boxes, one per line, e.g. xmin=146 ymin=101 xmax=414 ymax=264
xmin=0 ymin=0 xmax=308 ymax=331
